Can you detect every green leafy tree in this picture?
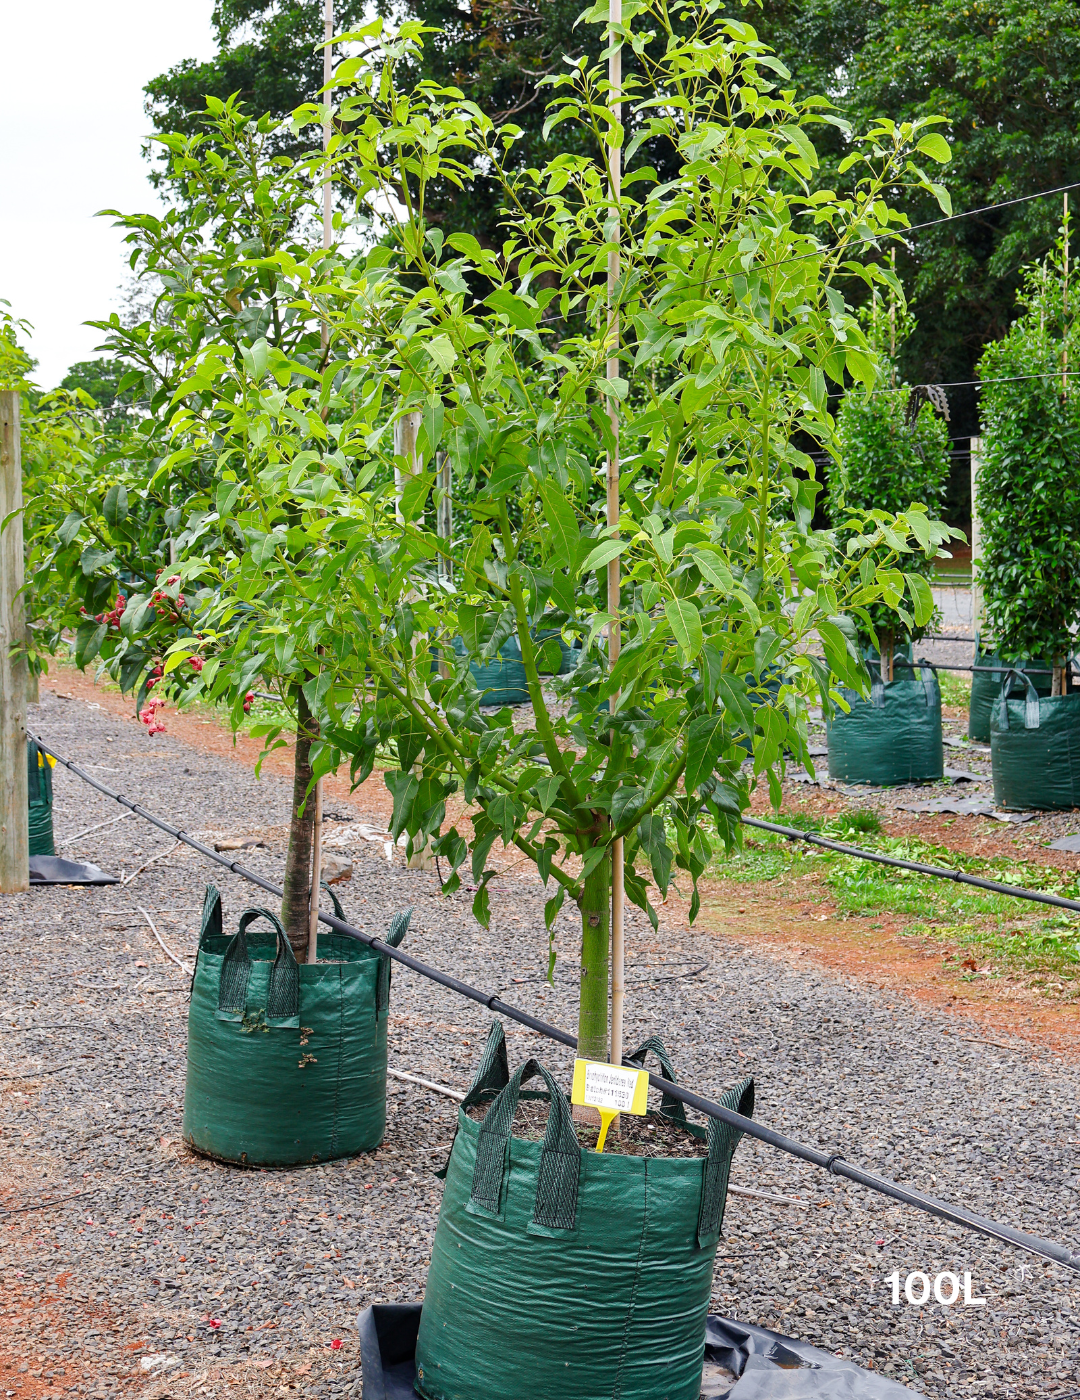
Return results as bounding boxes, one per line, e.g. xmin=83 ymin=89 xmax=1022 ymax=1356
xmin=26 ymin=99 xmax=346 ymax=953
xmin=53 ymin=7 xmax=953 ymax=1052
xmin=976 ymin=224 xmax=1080 ymax=692
xmin=803 ymin=0 xmax=1080 ymax=389
xmin=832 ymin=295 xmax=955 ymax=672
xmin=59 ymin=360 xmax=139 ymax=436
xmin=1 ymin=306 xmax=100 ymax=679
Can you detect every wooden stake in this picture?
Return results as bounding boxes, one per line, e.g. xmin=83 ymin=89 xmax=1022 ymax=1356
xmin=306 ymin=775 xmax=323 ymax=964
xmin=970 ymin=435 xmax=983 ymax=638
xmin=0 ymin=391 xmax=29 ymax=894
xmin=322 ymin=0 xmax=333 ymax=260
xmin=309 ymin=0 xmax=335 ymax=901
xmin=606 ymin=0 xmax=624 ymax=1072
xmin=1063 ymin=192 xmax=1069 ymax=398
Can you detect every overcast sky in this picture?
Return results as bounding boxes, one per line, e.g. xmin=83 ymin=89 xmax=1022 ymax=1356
xmin=0 ymin=2 xmax=217 ymax=388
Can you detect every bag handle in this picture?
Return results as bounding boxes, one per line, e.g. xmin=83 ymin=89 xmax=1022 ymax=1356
xmin=470 ymin=1058 xmax=581 ymax=1231
xmin=915 ymin=657 xmax=938 ymax=708
xmin=463 ymin=1019 xmax=510 ymax=1108
xmin=199 ymin=884 xmax=223 ymax=945
xmin=217 ymin=907 xmax=299 ymax=1022
xmin=698 ymin=1076 xmax=755 ymax=1246
xmin=626 ymin=1035 xmax=687 ymax=1127
xmin=998 ymin=669 xmax=1040 ymax=731
xmin=376 ymin=907 xmax=411 ymax=1017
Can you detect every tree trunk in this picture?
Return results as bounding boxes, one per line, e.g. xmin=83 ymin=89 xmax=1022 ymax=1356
xmin=1053 ymin=659 xmax=1068 ymax=697
xmin=281 ymin=686 xmax=318 ymax=959
xmin=576 ymin=847 xmax=611 ymax=1062
xmin=879 ymin=629 xmax=895 ymax=685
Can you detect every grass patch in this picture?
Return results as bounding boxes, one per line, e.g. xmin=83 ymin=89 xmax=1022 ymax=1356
xmin=938 ymin=668 xmax=972 ymax=708
xmin=716 ymin=815 xmax=1080 ymax=986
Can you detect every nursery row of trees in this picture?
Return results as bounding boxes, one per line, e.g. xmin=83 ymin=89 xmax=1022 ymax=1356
xmin=8 ymin=5 xmax=960 ymax=1055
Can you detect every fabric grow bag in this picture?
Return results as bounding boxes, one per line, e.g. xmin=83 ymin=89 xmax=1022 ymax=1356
xmin=358 ymin=1304 xmax=920 ymax=1400
xmin=827 ymin=655 xmax=943 ymax=786
xmin=968 ymin=637 xmax=1053 ymax=744
xmin=182 ymin=886 xmax=410 ymax=1167
xmin=27 ymin=738 xmax=55 ymax=857
xmin=990 ymin=671 xmax=1080 ymax=811
xmin=413 ymin=1023 xmax=755 ymax=1400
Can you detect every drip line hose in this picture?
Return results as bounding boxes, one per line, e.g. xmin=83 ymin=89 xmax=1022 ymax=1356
xmin=743 ymin=816 xmax=1080 ymax=916
xmin=28 ymin=733 xmax=1080 ymax=1275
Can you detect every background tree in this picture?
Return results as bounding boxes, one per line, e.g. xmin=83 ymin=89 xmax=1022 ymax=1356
xmin=59 ymin=360 xmax=138 ymax=436
xmin=831 ymin=294 xmax=953 ymax=676
xmin=976 ymin=223 xmax=1080 ymax=695
xmin=144 ymin=0 xmax=369 ymax=187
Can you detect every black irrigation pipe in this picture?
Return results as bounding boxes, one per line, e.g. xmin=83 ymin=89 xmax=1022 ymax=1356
xmin=743 ymin=816 xmax=1080 ymax=917
xmin=29 ymin=733 xmax=1080 ymax=1275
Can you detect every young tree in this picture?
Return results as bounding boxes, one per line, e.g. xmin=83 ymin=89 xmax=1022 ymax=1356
xmin=26 ymin=104 xmax=350 ymax=956
xmin=977 ymin=220 xmax=1080 ymax=695
xmin=240 ymin=7 xmax=946 ymax=1058
xmin=48 ymin=6 xmax=952 ymax=1054
xmin=831 ymin=295 xmax=954 ymax=678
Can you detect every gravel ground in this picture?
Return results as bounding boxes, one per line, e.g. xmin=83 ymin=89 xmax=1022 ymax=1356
xmin=0 ymin=689 xmax=1077 ymax=1399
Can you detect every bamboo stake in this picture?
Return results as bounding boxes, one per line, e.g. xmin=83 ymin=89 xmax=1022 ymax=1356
xmin=606 ymin=0 xmax=624 ymax=1071
xmin=0 ymin=391 xmax=29 ymax=894
xmin=1063 ymin=192 xmax=1069 ymax=399
xmin=307 ymin=0 xmax=335 ymax=939
xmin=306 ymin=777 xmax=323 ymax=964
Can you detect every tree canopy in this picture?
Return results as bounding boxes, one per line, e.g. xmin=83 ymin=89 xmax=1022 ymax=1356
xmin=145 ymin=0 xmax=1080 ymax=393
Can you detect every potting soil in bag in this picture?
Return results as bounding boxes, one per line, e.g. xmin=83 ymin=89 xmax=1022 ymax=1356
xmin=990 ymin=671 xmax=1080 ymax=810
xmin=27 ymin=738 xmax=55 ymax=857
xmin=414 ymin=1023 xmax=754 ymax=1400
xmin=827 ymin=655 xmax=943 ymax=785
xmin=968 ymin=636 xmax=1053 ymax=744
xmin=183 ymin=886 xmax=409 ymax=1167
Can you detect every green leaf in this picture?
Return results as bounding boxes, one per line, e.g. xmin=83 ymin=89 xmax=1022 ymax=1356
xmin=74 ymin=621 xmax=106 ymax=669
xmin=421 ymin=394 xmax=444 ymax=456
xmin=102 ymin=484 xmax=128 ymax=527
xmin=398 ymin=471 xmax=434 ymax=522
xmin=581 ymin=538 xmax=626 ymax=574
xmin=534 ymin=771 xmax=564 ymax=813
xmin=684 ymin=714 xmax=726 ymax=793
xmin=905 ymin=572 xmax=935 ymax=626
xmin=538 ymin=482 xmax=579 ymax=571
xmin=916 ymin=133 xmax=951 ymax=164
xmin=424 ymin=336 xmax=457 ymax=374
xmin=779 ymin=123 xmax=818 ymax=168
xmin=384 ymin=770 xmax=419 ymax=841
xmin=484 ymin=287 xmax=539 ymax=330
xmin=544 ymin=885 xmax=566 ymax=932
xmin=472 ymin=880 xmax=491 ymax=929
xmin=57 ymin=511 xmax=84 ymax=547
xmin=664 ymin=597 xmax=703 ymax=661
xmin=694 ymin=549 xmax=733 ymax=593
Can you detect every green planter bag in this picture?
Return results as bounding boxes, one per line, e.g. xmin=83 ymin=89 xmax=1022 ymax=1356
xmin=27 ymin=738 xmax=55 ymax=857
xmin=827 ymin=654 xmax=943 ymax=785
xmin=183 ymin=886 xmax=410 ymax=1167
xmin=990 ymin=671 xmax=1080 ymax=811
xmin=414 ymin=1024 xmax=754 ymax=1400
xmin=968 ymin=637 xmax=1053 ymax=744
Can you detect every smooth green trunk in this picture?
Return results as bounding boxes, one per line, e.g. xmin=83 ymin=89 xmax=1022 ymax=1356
xmin=281 ymin=686 xmax=317 ymax=959
xmin=577 ymin=848 xmax=611 ymax=1061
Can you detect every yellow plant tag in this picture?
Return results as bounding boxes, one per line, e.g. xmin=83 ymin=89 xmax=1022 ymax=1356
xmin=571 ymin=1058 xmax=649 ymax=1153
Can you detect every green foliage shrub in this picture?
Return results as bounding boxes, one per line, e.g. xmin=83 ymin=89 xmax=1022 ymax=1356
xmin=832 ymin=304 xmax=953 ymax=651
xmin=977 ymin=234 xmax=1080 ymax=668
